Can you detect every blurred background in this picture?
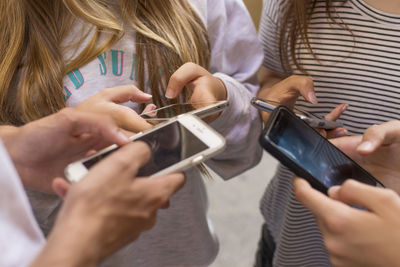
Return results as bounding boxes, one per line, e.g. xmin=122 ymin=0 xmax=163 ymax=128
xmin=205 ymin=2 xmax=278 ymax=267
xmin=243 ymin=0 xmax=261 ymax=28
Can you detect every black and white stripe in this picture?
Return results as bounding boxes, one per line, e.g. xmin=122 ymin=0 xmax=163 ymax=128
xmin=259 ymin=0 xmax=400 ymax=266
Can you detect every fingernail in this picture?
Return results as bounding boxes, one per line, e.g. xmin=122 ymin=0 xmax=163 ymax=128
xmin=308 ymin=92 xmax=318 ymax=104
xmin=358 ymin=141 xmax=373 ymax=152
xmin=328 ymin=185 xmax=340 ymax=196
xmin=142 ymin=92 xmax=152 ymax=98
xmin=117 ymin=130 xmax=129 ymax=142
xmin=342 ymin=104 xmax=349 ymax=112
xmin=335 ymin=128 xmax=348 ymax=137
xmin=165 ymin=88 xmax=175 ymax=99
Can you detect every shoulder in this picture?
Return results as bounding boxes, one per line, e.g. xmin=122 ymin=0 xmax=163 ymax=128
xmin=261 ymin=0 xmax=289 ymax=24
xmin=187 ymin=0 xmax=253 ymax=26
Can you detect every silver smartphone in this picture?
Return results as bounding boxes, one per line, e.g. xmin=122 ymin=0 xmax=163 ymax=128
xmin=65 ymin=114 xmax=226 ymax=183
xmin=140 ymin=100 xmax=228 ymax=124
xmin=251 ymin=97 xmax=343 ymax=130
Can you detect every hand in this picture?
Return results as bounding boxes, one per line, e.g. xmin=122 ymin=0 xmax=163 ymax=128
xmin=331 ymin=121 xmax=400 ymax=192
xmin=76 ymin=85 xmax=153 ymax=133
xmin=294 ymin=178 xmax=400 ymax=267
xmin=165 ymin=62 xmax=227 ymax=122
xmin=257 ymin=74 xmax=317 ymax=122
xmin=1 ymin=108 xmax=129 ymax=193
xmin=30 ymin=142 xmax=186 ymax=267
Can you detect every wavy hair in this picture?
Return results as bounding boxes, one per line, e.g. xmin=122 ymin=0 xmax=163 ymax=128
xmin=0 ymin=0 xmax=210 ymax=125
xmin=279 ymin=0 xmax=349 ymax=73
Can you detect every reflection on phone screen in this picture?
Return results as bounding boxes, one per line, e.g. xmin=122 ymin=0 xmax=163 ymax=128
xmin=268 ymin=110 xmax=380 ymax=188
xmin=83 ymin=121 xmax=208 ymax=176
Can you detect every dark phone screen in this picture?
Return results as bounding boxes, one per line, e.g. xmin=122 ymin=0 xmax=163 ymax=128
xmin=83 ymin=121 xmax=208 ymax=176
xmin=268 ymin=109 xmax=379 ymax=188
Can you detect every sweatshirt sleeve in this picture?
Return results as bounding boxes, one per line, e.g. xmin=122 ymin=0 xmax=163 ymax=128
xmin=204 ymin=0 xmax=264 ymax=179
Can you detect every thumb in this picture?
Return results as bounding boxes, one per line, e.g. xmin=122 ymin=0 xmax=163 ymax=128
xmin=165 ymin=63 xmax=208 ymax=99
xmin=357 ymin=121 xmax=400 ymax=155
xmin=330 ymin=179 xmax=391 ymax=215
xmin=52 ymin=178 xmax=71 ymax=199
xmin=285 ymin=76 xmax=317 ymax=104
xmin=152 ymin=173 xmax=186 ymax=197
xmin=101 ymin=85 xmax=152 ymax=104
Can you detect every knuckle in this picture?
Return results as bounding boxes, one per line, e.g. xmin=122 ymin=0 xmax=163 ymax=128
xmin=378 ymin=189 xmax=398 ymax=205
xmin=341 ymin=179 xmax=357 ymax=193
xmin=113 ymin=153 xmax=134 ymax=170
xmin=323 ymin=238 xmax=343 ymax=257
xmin=300 ymin=76 xmax=314 ymax=88
xmin=58 ymin=108 xmax=77 ymax=124
xmin=324 ymin=210 xmax=351 ymax=234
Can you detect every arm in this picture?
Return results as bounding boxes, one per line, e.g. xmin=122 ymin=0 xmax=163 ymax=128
xmin=166 ymin=0 xmax=264 ymax=179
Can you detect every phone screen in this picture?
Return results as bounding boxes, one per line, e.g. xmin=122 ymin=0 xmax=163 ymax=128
xmin=83 ymin=121 xmax=208 ymax=176
xmin=141 ymin=103 xmax=195 ymax=119
xmin=267 ymin=108 xmax=381 ymax=188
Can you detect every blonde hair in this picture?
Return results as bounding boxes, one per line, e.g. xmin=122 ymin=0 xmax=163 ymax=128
xmin=0 ymin=0 xmax=210 ymax=125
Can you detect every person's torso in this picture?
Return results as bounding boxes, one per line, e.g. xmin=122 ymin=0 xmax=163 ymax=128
xmin=259 ymin=0 xmax=400 ymax=266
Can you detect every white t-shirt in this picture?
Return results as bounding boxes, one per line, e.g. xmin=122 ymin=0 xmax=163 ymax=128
xmin=0 ymin=141 xmax=45 ymax=267
xmin=28 ymin=0 xmax=264 ymax=266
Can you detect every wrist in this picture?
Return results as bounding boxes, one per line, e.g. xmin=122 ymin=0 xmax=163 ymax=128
xmin=215 ymin=78 xmax=227 ymax=101
xmin=32 ymin=207 xmax=104 ymax=267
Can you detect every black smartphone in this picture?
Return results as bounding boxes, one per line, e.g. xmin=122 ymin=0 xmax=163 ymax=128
xmin=260 ymin=106 xmax=384 ymax=194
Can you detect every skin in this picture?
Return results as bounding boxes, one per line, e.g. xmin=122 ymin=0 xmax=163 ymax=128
xmin=76 ymin=85 xmax=154 ymax=133
xmin=364 ymin=0 xmax=400 ymax=14
xmin=294 ymin=121 xmax=400 ymax=267
xmin=257 ymin=67 xmax=348 ymax=138
xmin=0 ymin=108 xmax=185 ymax=267
xmin=165 ymin=62 xmax=227 ymax=122
xmin=0 ymin=108 xmax=129 ymax=193
xmin=31 ymin=142 xmax=185 ymax=267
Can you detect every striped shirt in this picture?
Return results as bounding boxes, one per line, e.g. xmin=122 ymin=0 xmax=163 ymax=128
xmin=259 ymin=0 xmax=400 ymax=266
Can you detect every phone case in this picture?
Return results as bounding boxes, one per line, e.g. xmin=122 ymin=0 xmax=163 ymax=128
xmin=259 ymin=106 xmax=383 ymax=194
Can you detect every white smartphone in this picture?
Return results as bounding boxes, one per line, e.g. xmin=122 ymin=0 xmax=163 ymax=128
xmin=65 ymin=114 xmax=226 ymax=183
xmin=140 ymin=100 xmax=228 ymax=124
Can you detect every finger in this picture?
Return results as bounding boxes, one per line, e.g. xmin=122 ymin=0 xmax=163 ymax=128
xmin=141 ymin=104 xmax=158 ymax=118
xmin=166 ymin=62 xmax=209 ymax=99
xmin=100 ymin=85 xmax=152 ymax=104
xmin=357 ymin=121 xmax=400 ymax=155
xmin=85 ymin=149 xmax=98 ymax=157
xmin=324 ymin=104 xmax=348 ymax=121
xmin=293 ymin=177 xmax=345 ymax=217
xmin=89 ymin=141 xmax=152 ymax=182
xmin=330 ymin=135 xmax=363 ymax=161
xmin=286 ymin=75 xmax=317 ymax=104
xmin=52 ymin=178 xmax=70 ymax=199
xmin=111 ymin=106 xmax=153 ymax=132
xmin=59 ymin=108 xmax=129 ymax=146
xmin=146 ymin=173 xmax=186 ymax=207
xmin=332 ymin=179 xmax=397 ymax=215
xmin=326 ymin=127 xmax=348 ymax=139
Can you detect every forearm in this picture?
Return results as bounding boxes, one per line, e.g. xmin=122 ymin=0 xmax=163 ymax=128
xmin=30 ymin=214 xmax=102 ymax=267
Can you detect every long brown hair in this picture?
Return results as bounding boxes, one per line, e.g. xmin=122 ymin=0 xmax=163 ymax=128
xmin=279 ymin=0 xmax=349 ymax=73
xmin=0 ymin=0 xmax=210 ymax=125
